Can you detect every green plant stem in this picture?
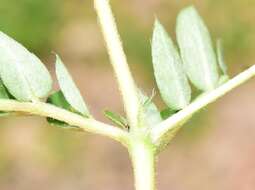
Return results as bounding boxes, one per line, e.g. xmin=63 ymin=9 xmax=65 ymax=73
xmin=128 ymin=139 xmax=156 ymax=190
xmin=151 ymin=64 xmax=255 ymax=145
xmin=94 ymin=0 xmax=140 ymax=128
xmin=0 ymin=99 xmax=128 ymax=144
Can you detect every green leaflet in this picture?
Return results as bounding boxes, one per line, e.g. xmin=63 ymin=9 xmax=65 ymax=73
xmin=0 ymin=80 xmax=11 ymax=116
xmin=176 ymin=6 xmax=219 ymax=91
xmin=55 ymin=55 xmax=90 ymax=117
xmin=160 ymin=108 xmax=177 ymax=120
xmin=0 ymin=31 xmax=52 ymax=101
xmin=216 ymin=39 xmax=228 ymax=75
xmin=0 ymin=80 xmax=22 ymax=116
xmin=218 ymin=75 xmax=229 ymax=86
xmin=152 ymin=20 xmax=191 ymax=110
xmin=104 ymin=110 xmax=128 ymax=129
xmin=0 ymin=80 xmax=9 ymax=99
xmin=138 ymin=90 xmax=162 ymax=128
xmin=143 ymin=89 xmax=156 ymax=108
xmin=216 ymin=40 xmax=229 ymax=86
xmin=46 ymin=91 xmax=77 ymax=128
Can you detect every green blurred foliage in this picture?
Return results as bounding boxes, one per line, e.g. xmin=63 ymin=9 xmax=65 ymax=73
xmin=0 ymin=0 xmax=61 ymax=54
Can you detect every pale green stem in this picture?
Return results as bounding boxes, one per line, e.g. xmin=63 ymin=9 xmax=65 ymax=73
xmin=151 ymin=64 xmax=255 ymax=144
xmin=94 ymin=0 xmax=140 ymax=128
xmin=128 ymin=139 xmax=156 ymax=190
xmin=0 ymin=100 xmax=128 ymax=144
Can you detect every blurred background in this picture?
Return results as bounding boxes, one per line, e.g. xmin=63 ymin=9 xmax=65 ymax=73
xmin=0 ymin=0 xmax=255 ymax=189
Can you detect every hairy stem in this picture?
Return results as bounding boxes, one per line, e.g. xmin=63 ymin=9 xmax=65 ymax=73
xmin=0 ymin=100 xmax=128 ymax=144
xmin=129 ymin=139 xmax=156 ymax=190
xmin=94 ymin=0 xmax=140 ymax=128
xmin=151 ymin=64 xmax=255 ymax=145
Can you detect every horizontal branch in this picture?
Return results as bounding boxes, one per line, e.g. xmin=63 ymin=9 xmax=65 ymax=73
xmin=0 ymin=100 xmax=129 ymax=145
xmin=151 ymin=64 xmax=255 ymax=145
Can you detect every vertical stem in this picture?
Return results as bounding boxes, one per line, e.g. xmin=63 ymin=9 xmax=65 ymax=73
xmin=94 ymin=0 xmax=140 ymax=128
xmin=129 ymin=140 xmax=156 ymax=190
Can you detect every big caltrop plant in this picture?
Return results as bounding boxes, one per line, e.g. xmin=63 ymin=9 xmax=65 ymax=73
xmin=0 ymin=1 xmax=254 ymax=190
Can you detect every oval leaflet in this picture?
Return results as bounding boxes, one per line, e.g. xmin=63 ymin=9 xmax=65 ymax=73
xmin=0 ymin=31 xmax=52 ymax=101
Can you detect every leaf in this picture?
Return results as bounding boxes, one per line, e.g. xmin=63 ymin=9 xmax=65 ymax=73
xmin=152 ymin=20 xmax=191 ymax=110
xmin=0 ymin=79 xmax=9 ymax=99
xmin=104 ymin=110 xmax=128 ymax=129
xmin=218 ymin=75 xmax=229 ymax=86
xmin=160 ymin=108 xmax=177 ymax=120
xmin=138 ymin=90 xmax=162 ymax=127
xmin=0 ymin=31 xmax=52 ymax=101
xmin=46 ymin=91 xmax=76 ymax=128
xmin=143 ymin=89 xmax=156 ymax=108
xmin=216 ymin=39 xmax=228 ymax=75
xmin=176 ymin=6 xmax=219 ymax=91
xmin=47 ymin=91 xmax=71 ymax=110
xmin=0 ymin=80 xmax=29 ymax=116
xmin=55 ymin=55 xmax=90 ymax=117
xmin=0 ymin=80 xmax=12 ymax=116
